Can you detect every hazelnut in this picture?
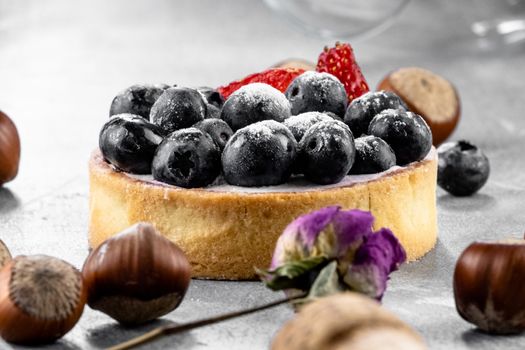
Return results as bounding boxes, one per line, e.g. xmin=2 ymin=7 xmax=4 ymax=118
xmin=454 ymin=239 xmax=525 ymax=334
xmin=0 ymin=239 xmax=11 ymax=269
xmin=271 ymin=58 xmax=316 ymax=71
xmin=0 ymin=255 xmax=86 ymax=344
xmin=272 ymin=292 xmax=427 ymax=350
xmin=82 ymin=222 xmax=191 ymax=325
xmin=0 ymin=111 xmax=21 ymax=185
xmin=378 ymin=67 xmax=460 ymax=145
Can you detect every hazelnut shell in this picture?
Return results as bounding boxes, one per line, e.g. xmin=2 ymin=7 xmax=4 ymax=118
xmin=271 ymin=59 xmax=316 ymax=71
xmin=454 ymin=239 xmax=525 ymax=334
xmin=0 ymin=255 xmax=87 ymax=344
xmin=0 ymin=239 xmax=11 ymax=269
xmin=82 ymin=222 xmax=191 ymax=325
xmin=0 ymin=111 xmax=20 ymax=185
xmin=378 ymin=67 xmax=460 ymax=146
xmin=272 ymin=292 xmax=426 ymax=350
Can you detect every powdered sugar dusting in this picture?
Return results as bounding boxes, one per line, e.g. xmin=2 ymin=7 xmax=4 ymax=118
xmin=303 ymin=119 xmax=352 ymax=152
xmin=356 ymin=135 xmax=383 ymax=159
xmin=284 ymin=112 xmax=334 ymax=141
xmin=355 ymin=90 xmax=395 ymax=107
xmin=407 ymin=111 xmax=431 ymax=133
xmin=231 ymin=83 xmax=290 ymax=114
xmin=298 ymin=71 xmax=344 ymax=102
xmin=300 ymin=71 xmax=341 ymax=87
xmin=239 ymin=119 xmax=285 ymax=140
xmin=373 ymin=108 xmax=396 ymax=120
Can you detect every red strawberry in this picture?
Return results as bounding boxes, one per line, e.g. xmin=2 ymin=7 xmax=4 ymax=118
xmin=316 ymin=42 xmax=369 ymax=102
xmin=218 ymin=67 xmax=305 ymax=99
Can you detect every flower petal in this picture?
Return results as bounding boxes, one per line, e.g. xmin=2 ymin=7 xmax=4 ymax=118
xmin=343 ymin=228 xmax=406 ymax=300
xmin=270 ymin=206 xmax=340 ymax=268
xmin=332 ymin=209 xmax=375 ymax=256
xmin=344 ymin=262 xmax=385 ymax=299
xmin=358 ymin=228 xmax=407 ymax=272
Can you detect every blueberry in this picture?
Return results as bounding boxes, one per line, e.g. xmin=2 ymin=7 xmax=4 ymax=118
xmin=349 ymin=136 xmax=396 ymax=174
xmin=150 ymin=87 xmax=207 ymax=134
xmin=368 ymin=109 xmax=432 ymax=166
xmin=344 ymin=91 xmax=407 ymax=137
xmin=285 ymin=71 xmax=348 ymax=118
xmin=222 ymin=120 xmax=297 ymax=186
xmin=205 ymin=104 xmax=221 ymax=119
xmin=109 ymin=84 xmax=169 ymax=119
xmin=221 ymin=83 xmax=291 ymax=131
xmin=197 ymin=87 xmax=225 ymax=108
xmin=298 ymin=120 xmax=355 ymax=184
xmin=152 ymin=128 xmax=220 ymax=188
xmin=99 ymin=114 xmax=164 ymax=174
xmin=322 ymin=111 xmax=344 ymax=122
xmin=197 ymin=87 xmax=224 ymax=119
xmin=437 ymin=140 xmax=490 ymax=196
xmin=193 ymin=118 xmax=233 ymax=151
xmin=283 ymin=112 xmax=334 ymax=142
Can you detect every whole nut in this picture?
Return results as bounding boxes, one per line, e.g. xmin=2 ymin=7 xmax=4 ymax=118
xmin=378 ymin=67 xmax=460 ymax=145
xmin=272 ymin=292 xmax=427 ymax=350
xmin=272 ymin=58 xmax=316 ymax=71
xmin=82 ymin=222 xmax=191 ymax=325
xmin=0 ymin=239 xmax=11 ymax=269
xmin=0 ymin=255 xmax=86 ymax=344
xmin=454 ymin=239 xmax=525 ymax=334
xmin=0 ymin=111 xmax=21 ymax=185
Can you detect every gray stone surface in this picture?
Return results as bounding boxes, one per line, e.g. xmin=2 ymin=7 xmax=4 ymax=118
xmin=0 ymin=0 xmax=524 ymax=349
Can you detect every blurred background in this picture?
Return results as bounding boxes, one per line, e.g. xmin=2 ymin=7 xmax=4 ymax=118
xmin=1 ymin=0 xmax=524 ymax=218
xmin=0 ymin=0 xmax=525 ymax=349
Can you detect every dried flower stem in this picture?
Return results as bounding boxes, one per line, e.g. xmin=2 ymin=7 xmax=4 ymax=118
xmin=107 ymin=293 xmax=305 ymax=350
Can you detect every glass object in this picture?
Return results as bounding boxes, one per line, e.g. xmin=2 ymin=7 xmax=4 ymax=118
xmin=263 ymin=0 xmax=411 ymax=41
xmin=470 ymin=0 xmax=525 ymax=47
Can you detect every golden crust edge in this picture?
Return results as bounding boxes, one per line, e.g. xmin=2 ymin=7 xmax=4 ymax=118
xmin=88 ymin=150 xmax=437 ymax=280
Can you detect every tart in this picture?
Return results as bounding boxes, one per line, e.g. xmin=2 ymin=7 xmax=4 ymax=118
xmin=89 ymin=147 xmax=437 ymax=279
xmin=90 ymin=42 xmax=439 ymax=280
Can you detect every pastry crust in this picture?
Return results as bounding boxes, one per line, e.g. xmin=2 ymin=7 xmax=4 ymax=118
xmin=89 ymin=150 xmax=437 ymax=279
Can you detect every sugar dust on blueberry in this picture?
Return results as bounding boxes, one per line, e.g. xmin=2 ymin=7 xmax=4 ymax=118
xmin=298 ymin=119 xmax=355 ymax=184
xmin=283 ymin=112 xmax=334 ymax=142
xmin=152 ymin=128 xmax=220 ymax=188
xmin=437 ymin=140 xmax=489 ymax=196
xmin=99 ymin=48 xmax=436 ymax=190
xmin=99 ymin=114 xmax=164 ymax=174
xmin=150 ymin=87 xmax=207 ymax=134
xmin=220 ymin=83 xmax=291 ymax=131
xmin=344 ymin=90 xmax=407 ymax=137
xmin=350 ymin=136 xmax=396 ymax=175
xmin=369 ymin=109 xmax=432 ymax=166
xmin=285 ymin=71 xmax=348 ymax=118
xmin=222 ymin=120 xmax=297 ymax=187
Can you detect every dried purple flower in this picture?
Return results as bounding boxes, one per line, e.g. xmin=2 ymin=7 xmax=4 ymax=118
xmin=258 ymin=206 xmax=406 ymax=301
